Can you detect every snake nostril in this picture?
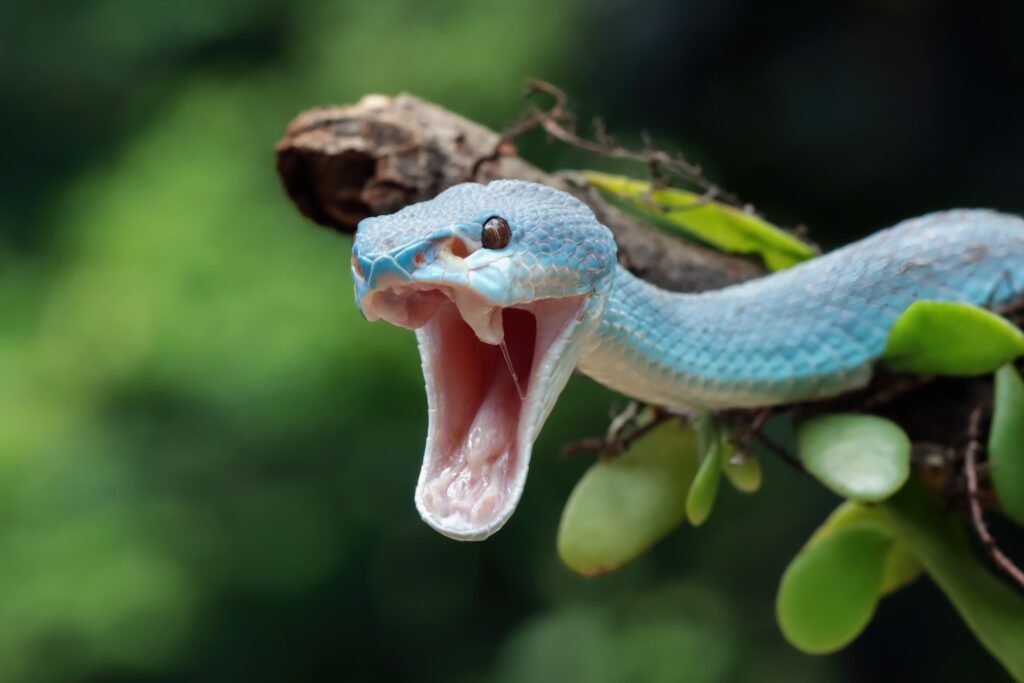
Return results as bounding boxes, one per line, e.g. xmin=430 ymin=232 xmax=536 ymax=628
xmin=414 ymin=252 xmax=426 ymax=267
xmin=448 ymin=238 xmax=470 ymax=259
xmin=351 ymin=253 xmax=365 ymax=278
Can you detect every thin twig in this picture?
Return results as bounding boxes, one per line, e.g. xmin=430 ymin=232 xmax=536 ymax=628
xmin=752 ymin=431 xmax=815 ymax=480
xmin=724 ymin=407 xmax=773 ymax=457
xmin=964 ymin=406 xmax=1024 ymax=589
xmin=561 ymin=405 xmax=679 ymax=459
xmin=997 ymin=294 xmax=1024 ymax=322
xmin=524 ymin=81 xmax=737 ymax=204
xmin=473 ymin=80 xmax=749 ymax=209
xmin=857 ymin=374 xmax=936 ymax=411
xmin=606 ymin=401 xmax=641 ymax=440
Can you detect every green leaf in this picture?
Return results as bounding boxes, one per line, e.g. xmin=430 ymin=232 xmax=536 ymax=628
xmin=686 ymin=414 xmax=724 ymax=525
xmin=807 ymin=501 xmax=922 ymax=596
xmin=880 ymin=539 xmax=924 ymax=596
xmin=797 ymin=414 xmax=911 ymax=502
xmin=722 ymin=454 xmax=763 ymax=494
xmin=808 ymin=500 xmax=890 ymax=543
xmin=581 ymin=171 xmax=815 ymax=271
xmin=495 ymin=606 xmax=617 ymax=683
xmin=879 ymin=481 xmax=1024 ymax=680
xmin=776 ymin=525 xmax=891 ymax=654
xmin=557 ymin=421 xmax=700 ymax=576
xmin=495 ymin=588 xmax=735 ymax=683
xmin=990 ymin=364 xmax=1024 ymax=526
xmin=883 ymin=301 xmax=1024 ymax=375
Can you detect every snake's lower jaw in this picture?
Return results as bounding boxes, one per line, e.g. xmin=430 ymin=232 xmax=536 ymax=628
xmin=412 ymin=293 xmax=594 ymax=540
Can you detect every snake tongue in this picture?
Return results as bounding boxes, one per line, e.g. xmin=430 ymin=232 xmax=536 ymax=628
xmin=413 ymin=294 xmax=588 ymax=540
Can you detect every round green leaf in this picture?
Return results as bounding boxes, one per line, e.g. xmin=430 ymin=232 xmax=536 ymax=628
xmin=495 ymin=588 xmax=735 ymax=683
xmin=557 ymin=421 xmax=700 ymax=576
xmin=722 ymin=454 xmax=763 ymax=494
xmin=809 ymin=501 xmax=891 ymax=545
xmin=776 ymin=526 xmax=891 ymax=654
xmin=884 ymin=301 xmax=1024 ymax=375
xmin=797 ymin=414 xmax=910 ymax=502
xmin=989 ymin=364 xmax=1024 ymax=526
xmin=494 ymin=607 xmax=617 ymax=683
xmin=808 ymin=501 xmax=922 ymax=596
xmin=880 ymin=539 xmax=924 ymax=596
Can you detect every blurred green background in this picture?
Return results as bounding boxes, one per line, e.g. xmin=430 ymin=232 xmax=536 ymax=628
xmin=2 ymin=1 xmax=1023 ymax=681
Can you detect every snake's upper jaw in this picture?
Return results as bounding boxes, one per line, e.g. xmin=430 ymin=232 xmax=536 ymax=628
xmin=405 ymin=291 xmax=594 ymax=540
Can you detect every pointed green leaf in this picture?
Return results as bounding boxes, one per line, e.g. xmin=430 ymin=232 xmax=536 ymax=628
xmin=581 ymin=171 xmax=814 ymax=271
xmin=990 ymin=364 xmax=1024 ymax=526
xmin=722 ymin=454 xmax=763 ymax=494
xmin=776 ymin=525 xmax=891 ymax=654
xmin=686 ymin=416 xmax=724 ymax=526
xmin=797 ymin=414 xmax=911 ymax=502
xmin=880 ymin=481 xmax=1024 ymax=680
xmin=557 ymin=421 xmax=700 ymax=576
xmin=884 ymin=301 xmax=1024 ymax=375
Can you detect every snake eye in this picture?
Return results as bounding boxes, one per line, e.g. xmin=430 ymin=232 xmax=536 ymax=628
xmin=481 ymin=216 xmax=512 ymax=250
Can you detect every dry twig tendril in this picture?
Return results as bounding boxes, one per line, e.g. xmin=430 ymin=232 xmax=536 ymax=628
xmin=964 ymin=406 xmax=1024 ymax=588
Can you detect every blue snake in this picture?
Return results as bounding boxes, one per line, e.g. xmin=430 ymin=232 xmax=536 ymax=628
xmin=351 ymin=180 xmax=1024 ymax=540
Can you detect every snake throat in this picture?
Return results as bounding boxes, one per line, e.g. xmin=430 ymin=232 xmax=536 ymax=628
xmin=410 ymin=292 xmax=587 ymax=540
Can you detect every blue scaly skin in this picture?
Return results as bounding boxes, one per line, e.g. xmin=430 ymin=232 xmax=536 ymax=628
xmin=352 ymin=180 xmax=1024 ymax=540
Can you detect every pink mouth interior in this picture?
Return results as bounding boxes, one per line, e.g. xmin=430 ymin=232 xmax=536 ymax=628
xmin=417 ymin=302 xmax=537 ymax=529
xmin=411 ymin=292 xmax=586 ymax=537
xmin=362 ymin=281 xmax=585 ymax=537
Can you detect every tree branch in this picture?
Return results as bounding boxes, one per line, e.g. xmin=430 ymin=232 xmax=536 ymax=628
xmin=275 ymin=93 xmax=764 ymax=294
xmin=275 ymin=86 xmax=1023 ymax=582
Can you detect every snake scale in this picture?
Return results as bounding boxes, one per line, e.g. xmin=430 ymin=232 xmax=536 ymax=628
xmin=350 ymin=180 xmax=1024 ymax=539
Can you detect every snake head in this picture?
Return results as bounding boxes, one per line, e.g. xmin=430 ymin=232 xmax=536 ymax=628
xmin=352 ymin=180 xmax=617 ymax=540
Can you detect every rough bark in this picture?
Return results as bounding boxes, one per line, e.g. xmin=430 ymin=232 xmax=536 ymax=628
xmin=275 ymin=93 xmax=764 ymax=293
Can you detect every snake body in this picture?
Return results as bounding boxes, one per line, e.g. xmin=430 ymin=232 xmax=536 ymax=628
xmin=580 ymin=210 xmax=1024 ymax=410
xmin=351 ymin=180 xmax=1024 ymax=539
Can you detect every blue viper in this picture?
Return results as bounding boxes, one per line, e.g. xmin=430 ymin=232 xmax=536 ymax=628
xmin=352 ymin=180 xmax=1024 ymax=540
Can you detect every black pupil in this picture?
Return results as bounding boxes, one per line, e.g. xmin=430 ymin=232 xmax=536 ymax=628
xmin=482 ymin=217 xmax=511 ymax=249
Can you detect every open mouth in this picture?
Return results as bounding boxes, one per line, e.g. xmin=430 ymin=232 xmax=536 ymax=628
xmin=362 ymin=284 xmax=586 ymax=539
